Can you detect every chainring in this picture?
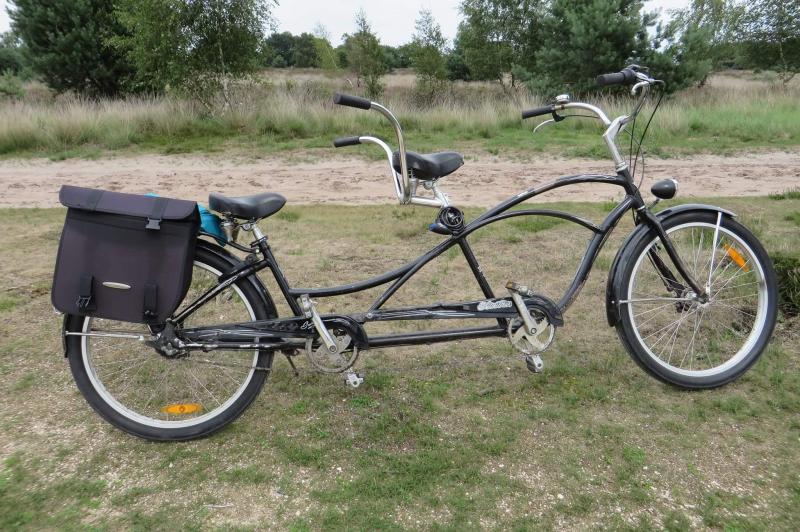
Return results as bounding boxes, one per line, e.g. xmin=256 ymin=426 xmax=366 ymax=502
xmin=507 ymin=315 xmax=555 ymax=355
xmin=305 ymin=328 xmax=359 ymax=374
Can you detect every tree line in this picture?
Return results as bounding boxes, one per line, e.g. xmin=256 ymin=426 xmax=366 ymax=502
xmin=0 ymin=0 xmax=797 ymax=103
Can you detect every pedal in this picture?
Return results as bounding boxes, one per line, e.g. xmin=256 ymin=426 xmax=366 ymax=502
xmin=344 ymin=369 xmax=364 ymax=389
xmin=525 ymin=354 xmax=544 ymax=373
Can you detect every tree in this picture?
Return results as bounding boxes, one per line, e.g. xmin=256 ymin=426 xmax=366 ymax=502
xmin=292 ymin=33 xmax=321 ymax=68
xmin=458 ymin=0 xmax=543 ymax=86
xmin=446 ymin=32 xmax=472 ymax=80
xmin=312 ymin=24 xmax=339 ymax=70
xmin=410 ymin=9 xmax=448 ymax=103
xmin=382 ymin=45 xmax=412 ymax=70
xmin=343 ymin=10 xmax=386 ymax=98
xmin=264 ymin=31 xmax=297 ymax=67
xmin=530 ymin=0 xmax=651 ymax=95
xmin=0 ymin=32 xmax=25 ymax=76
xmin=737 ymin=0 xmax=800 ymax=83
xmin=116 ymin=0 xmax=273 ymax=105
xmin=9 ymin=0 xmax=133 ymax=95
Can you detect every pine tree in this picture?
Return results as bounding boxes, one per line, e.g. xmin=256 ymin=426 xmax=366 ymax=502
xmin=531 ymin=0 xmax=649 ymax=95
xmin=9 ymin=0 xmax=133 ymax=95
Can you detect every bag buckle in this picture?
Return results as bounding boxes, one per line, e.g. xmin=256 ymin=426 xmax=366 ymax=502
xmin=145 ymin=217 xmax=161 ymax=230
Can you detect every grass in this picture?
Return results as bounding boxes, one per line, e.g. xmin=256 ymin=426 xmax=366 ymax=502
xmin=0 ymin=195 xmax=799 ymax=529
xmin=0 ymin=70 xmax=799 ymax=160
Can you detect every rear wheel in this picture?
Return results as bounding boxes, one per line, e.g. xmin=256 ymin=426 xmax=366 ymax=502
xmin=615 ymin=212 xmax=777 ymax=389
xmin=65 ymin=244 xmax=275 ymax=441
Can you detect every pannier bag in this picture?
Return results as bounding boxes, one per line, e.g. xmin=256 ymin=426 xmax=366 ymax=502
xmin=52 ymin=186 xmax=200 ymax=324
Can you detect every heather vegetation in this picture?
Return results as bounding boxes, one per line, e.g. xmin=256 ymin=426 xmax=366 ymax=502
xmin=0 ymin=1 xmax=795 ymax=159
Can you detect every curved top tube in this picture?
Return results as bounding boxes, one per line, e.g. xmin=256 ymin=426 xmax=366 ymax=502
xmin=286 ymin=172 xmax=642 ymax=313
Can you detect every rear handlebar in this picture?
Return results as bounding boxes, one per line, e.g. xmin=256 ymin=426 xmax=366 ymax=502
xmin=333 ymin=136 xmax=362 ymax=148
xmin=332 ymin=94 xmax=415 ymax=205
xmin=333 ymin=93 xmax=372 ymax=110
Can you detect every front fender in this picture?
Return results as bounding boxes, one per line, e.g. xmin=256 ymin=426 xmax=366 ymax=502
xmin=605 ymin=204 xmax=736 ymax=327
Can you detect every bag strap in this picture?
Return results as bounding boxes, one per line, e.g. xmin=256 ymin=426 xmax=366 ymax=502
xmin=145 ymin=197 xmax=169 ymax=230
xmin=85 ymin=189 xmax=103 ymax=211
xmin=76 ymin=273 xmax=96 ymax=312
xmin=143 ymin=282 xmax=158 ymax=321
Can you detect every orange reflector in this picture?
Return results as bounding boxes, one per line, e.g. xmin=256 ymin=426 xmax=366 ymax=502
xmin=160 ymin=403 xmax=202 ymax=415
xmin=724 ymin=244 xmax=750 ymax=272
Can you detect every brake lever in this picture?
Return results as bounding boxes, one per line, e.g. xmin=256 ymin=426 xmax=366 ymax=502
xmin=533 ymin=118 xmax=555 ymax=133
xmin=533 ymin=109 xmax=568 ymax=133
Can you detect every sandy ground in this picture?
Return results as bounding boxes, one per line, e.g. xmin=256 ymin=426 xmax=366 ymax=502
xmin=0 ymin=151 xmax=798 ymax=208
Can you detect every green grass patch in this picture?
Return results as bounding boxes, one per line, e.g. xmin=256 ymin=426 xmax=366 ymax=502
xmin=0 ymin=196 xmax=799 ymax=529
xmin=785 ymin=211 xmax=800 ymax=226
xmin=0 ymin=296 xmax=21 ymax=313
xmin=769 ymin=189 xmax=800 ymax=201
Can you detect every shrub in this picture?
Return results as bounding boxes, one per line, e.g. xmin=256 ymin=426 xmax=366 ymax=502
xmin=772 ymin=253 xmax=800 ymax=316
xmin=0 ymin=71 xmax=23 ymax=99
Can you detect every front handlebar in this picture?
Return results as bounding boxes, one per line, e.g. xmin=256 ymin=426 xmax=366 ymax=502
xmin=521 ymin=105 xmax=555 ymax=120
xmin=596 ymin=67 xmax=638 ymax=87
xmin=521 ymin=66 xmax=661 ymax=174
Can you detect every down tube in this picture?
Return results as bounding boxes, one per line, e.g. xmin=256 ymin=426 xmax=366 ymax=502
xmin=557 ymin=197 xmax=634 ymax=311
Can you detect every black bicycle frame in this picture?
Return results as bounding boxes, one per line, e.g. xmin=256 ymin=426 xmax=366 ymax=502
xmin=174 ymin=171 xmax=700 ymax=350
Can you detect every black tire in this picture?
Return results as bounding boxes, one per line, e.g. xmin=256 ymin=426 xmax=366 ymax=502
xmin=65 ymin=243 xmax=276 ymax=441
xmin=614 ymin=212 xmax=777 ymax=389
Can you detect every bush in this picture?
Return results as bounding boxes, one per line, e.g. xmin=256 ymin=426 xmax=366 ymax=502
xmin=773 ymin=253 xmax=800 ymax=316
xmin=0 ymin=71 xmax=23 ymax=99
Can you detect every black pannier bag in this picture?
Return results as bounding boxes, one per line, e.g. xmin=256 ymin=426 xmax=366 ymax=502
xmin=52 ymin=186 xmax=200 ymax=324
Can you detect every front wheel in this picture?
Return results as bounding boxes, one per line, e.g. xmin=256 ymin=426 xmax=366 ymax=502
xmin=65 ymin=244 xmax=275 ymax=441
xmin=615 ymin=212 xmax=777 ymax=389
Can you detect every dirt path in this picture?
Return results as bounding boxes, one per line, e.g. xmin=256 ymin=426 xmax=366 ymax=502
xmin=1 ymin=151 xmax=798 ymax=208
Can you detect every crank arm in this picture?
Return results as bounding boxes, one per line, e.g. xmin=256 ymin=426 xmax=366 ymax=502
xmin=300 ymin=295 xmax=338 ymax=353
xmin=509 ymin=291 xmax=545 ymax=335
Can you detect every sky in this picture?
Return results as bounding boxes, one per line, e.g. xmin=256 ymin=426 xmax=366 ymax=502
xmin=0 ymin=0 xmax=690 ymax=46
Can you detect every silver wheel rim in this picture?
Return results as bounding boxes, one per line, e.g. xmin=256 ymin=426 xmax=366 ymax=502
xmin=81 ymin=261 xmax=259 ymax=429
xmin=626 ymin=222 xmax=768 ymax=378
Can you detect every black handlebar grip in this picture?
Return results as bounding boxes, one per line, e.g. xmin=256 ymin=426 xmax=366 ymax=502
xmin=522 ymin=105 xmax=555 ymax=120
xmin=596 ymin=68 xmax=637 ymax=87
xmin=333 ymin=93 xmax=372 ymax=110
xmin=333 ymin=136 xmax=362 ymax=148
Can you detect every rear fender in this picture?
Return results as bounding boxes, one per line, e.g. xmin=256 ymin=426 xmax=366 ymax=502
xmin=605 ymin=204 xmax=736 ymax=326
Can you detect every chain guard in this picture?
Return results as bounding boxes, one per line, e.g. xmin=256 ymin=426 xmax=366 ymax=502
xmin=305 ymin=328 xmax=360 ymax=374
xmin=507 ymin=315 xmax=555 ymax=355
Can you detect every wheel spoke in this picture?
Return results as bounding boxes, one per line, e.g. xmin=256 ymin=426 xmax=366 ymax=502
xmin=625 ymin=220 xmax=769 ymax=378
xmin=79 ymin=259 xmax=263 ymax=431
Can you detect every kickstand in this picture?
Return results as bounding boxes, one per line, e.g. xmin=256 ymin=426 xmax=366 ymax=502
xmin=284 ymin=352 xmax=300 ymax=377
